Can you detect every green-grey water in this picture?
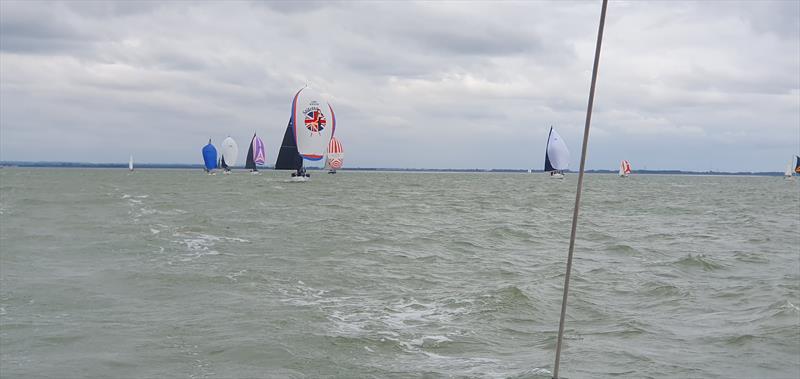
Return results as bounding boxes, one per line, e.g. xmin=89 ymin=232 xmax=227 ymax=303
xmin=1 ymin=168 xmax=798 ymax=378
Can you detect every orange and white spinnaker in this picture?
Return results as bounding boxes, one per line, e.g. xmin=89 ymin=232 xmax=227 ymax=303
xmin=619 ymin=160 xmax=632 ymax=177
xmin=325 ymin=137 xmax=344 ymax=170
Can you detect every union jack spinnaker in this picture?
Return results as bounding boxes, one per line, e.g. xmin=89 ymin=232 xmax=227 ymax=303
xmin=291 ymin=86 xmax=336 ymax=161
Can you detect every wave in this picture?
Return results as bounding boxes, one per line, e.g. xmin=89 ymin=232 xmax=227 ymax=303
xmin=170 ymin=232 xmax=249 ymax=262
xmin=733 ymin=251 xmax=769 ymax=263
xmin=673 ymin=253 xmax=726 ymax=271
xmin=604 ymin=243 xmax=639 ymax=255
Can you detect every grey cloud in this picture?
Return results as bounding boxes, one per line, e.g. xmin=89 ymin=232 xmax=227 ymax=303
xmin=0 ymin=1 xmax=798 ymax=171
xmin=0 ymin=2 xmax=91 ymax=53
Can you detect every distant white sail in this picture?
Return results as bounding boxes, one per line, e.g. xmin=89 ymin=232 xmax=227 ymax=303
xmin=786 ymin=161 xmax=794 ymax=178
xmin=129 ymin=155 xmax=134 ymax=171
xmin=221 ymin=137 xmax=239 ymax=168
xmin=544 ymin=127 xmax=570 ymax=172
xmin=619 ymin=160 xmax=631 ymax=177
xmin=292 ymin=86 xmax=336 ymax=161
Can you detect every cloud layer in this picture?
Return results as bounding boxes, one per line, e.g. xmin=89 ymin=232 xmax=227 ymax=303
xmin=1 ymin=1 xmax=798 ymax=171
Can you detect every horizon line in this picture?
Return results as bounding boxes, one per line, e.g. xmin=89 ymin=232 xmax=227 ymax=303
xmin=0 ymin=161 xmax=789 ymax=176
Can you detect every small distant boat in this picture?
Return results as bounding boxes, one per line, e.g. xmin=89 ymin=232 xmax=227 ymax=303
xmin=785 ymin=155 xmax=800 ymax=179
xmin=325 ymin=137 xmax=344 ymax=174
xmin=244 ymin=133 xmax=265 ymax=174
xmin=619 ymin=160 xmax=631 ymax=177
xmin=202 ymin=139 xmax=218 ymax=175
xmin=544 ymin=126 xmax=570 ymax=179
xmin=220 ymin=136 xmax=239 ymax=174
xmin=129 ymin=155 xmax=134 ymax=172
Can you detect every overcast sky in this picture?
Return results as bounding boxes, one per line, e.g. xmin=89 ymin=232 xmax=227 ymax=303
xmin=1 ymin=0 xmax=798 ymax=171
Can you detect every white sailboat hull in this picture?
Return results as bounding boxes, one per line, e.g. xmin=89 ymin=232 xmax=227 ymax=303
xmin=549 ymin=172 xmax=565 ymax=179
xmin=290 ymin=175 xmax=309 ymax=182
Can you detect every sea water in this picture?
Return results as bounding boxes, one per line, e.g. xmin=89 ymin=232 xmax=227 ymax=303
xmin=1 ymin=168 xmax=798 ymax=378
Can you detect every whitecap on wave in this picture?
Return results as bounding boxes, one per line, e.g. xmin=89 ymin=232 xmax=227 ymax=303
xmin=171 ymin=232 xmax=249 ymax=262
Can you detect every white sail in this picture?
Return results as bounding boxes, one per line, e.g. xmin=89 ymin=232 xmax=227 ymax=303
xmin=786 ymin=161 xmax=793 ymax=178
xmin=545 ymin=127 xmax=570 ymax=171
xmin=292 ymin=86 xmax=335 ymax=161
xmin=619 ymin=160 xmax=631 ymax=177
xmin=129 ymin=155 xmax=134 ymax=171
xmin=221 ymin=137 xmax=239 ymax=167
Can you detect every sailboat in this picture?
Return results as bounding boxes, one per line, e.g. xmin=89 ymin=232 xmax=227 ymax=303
xmin=619 ymin=160 xmax=631 ymax=177
xmin=275 ymin=117 xmax=306 ymax=180
xmin=544 ymin=126 xmax=570 ymax=179
xmin=244 ymin=133 xmax=265 ymax=174
xmin=128 ymin=155 xmax=134 ymax=172
xmin=785 ymin=155 xmax=800 ymax=179
xmin=325 ymin=137 xmax=344 ymax=174
xmin=275 ymin=86 xmax=337 ymax=181
xmin=220 ymin=136 xmax=239 ymax=174
xmin=202 ymin=139 xmax=218 ymax=175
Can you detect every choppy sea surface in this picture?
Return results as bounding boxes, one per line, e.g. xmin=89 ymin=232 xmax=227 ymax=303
xmin=0 ymin=168 xmax=798 ymax=378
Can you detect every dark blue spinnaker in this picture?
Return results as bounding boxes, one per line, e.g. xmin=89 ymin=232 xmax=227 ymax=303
xmin=202 ymin=139 xmax=218 ymax=171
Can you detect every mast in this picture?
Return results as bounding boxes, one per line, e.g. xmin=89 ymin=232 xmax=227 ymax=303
xmin=553 ymin=0 xmax=608 ymax=377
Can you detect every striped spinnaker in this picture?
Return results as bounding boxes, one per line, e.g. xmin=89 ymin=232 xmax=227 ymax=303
xmin=328 ymin=137 xmax=343 ymax=154
xmin=326 ymin=137 xmax=344 ymax=170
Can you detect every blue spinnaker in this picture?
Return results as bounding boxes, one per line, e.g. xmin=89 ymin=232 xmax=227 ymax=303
xmin=202 ymin=140 xmax=218 ymax=171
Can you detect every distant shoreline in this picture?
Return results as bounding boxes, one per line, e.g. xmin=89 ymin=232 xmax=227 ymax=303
xmin=0 ymin=161 xmax=787 ymax=176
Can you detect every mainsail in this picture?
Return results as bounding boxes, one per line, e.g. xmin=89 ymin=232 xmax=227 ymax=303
xmin=202 ymin=139 xmax=218 ymax=172
xmin=291 ymin=86 xmax=336 ymax=161
xmin=129 ymin=155 xmax=133 ymax=171
xmin=786 ymin=156 xmax=799 ymax=178
xmin=245 ymin=134 xmax=265 ymax=171
xmin=274 ymin=119 xmax=304 ymax=170
xmin=544 ymin=126 xmax=570 ymax=173
xmin=325 ymin=137 xmax=344 ymax=170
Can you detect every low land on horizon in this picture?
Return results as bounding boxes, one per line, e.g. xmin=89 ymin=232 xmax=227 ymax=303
xmin=0 ymin=161 xmax=787 ymax=176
